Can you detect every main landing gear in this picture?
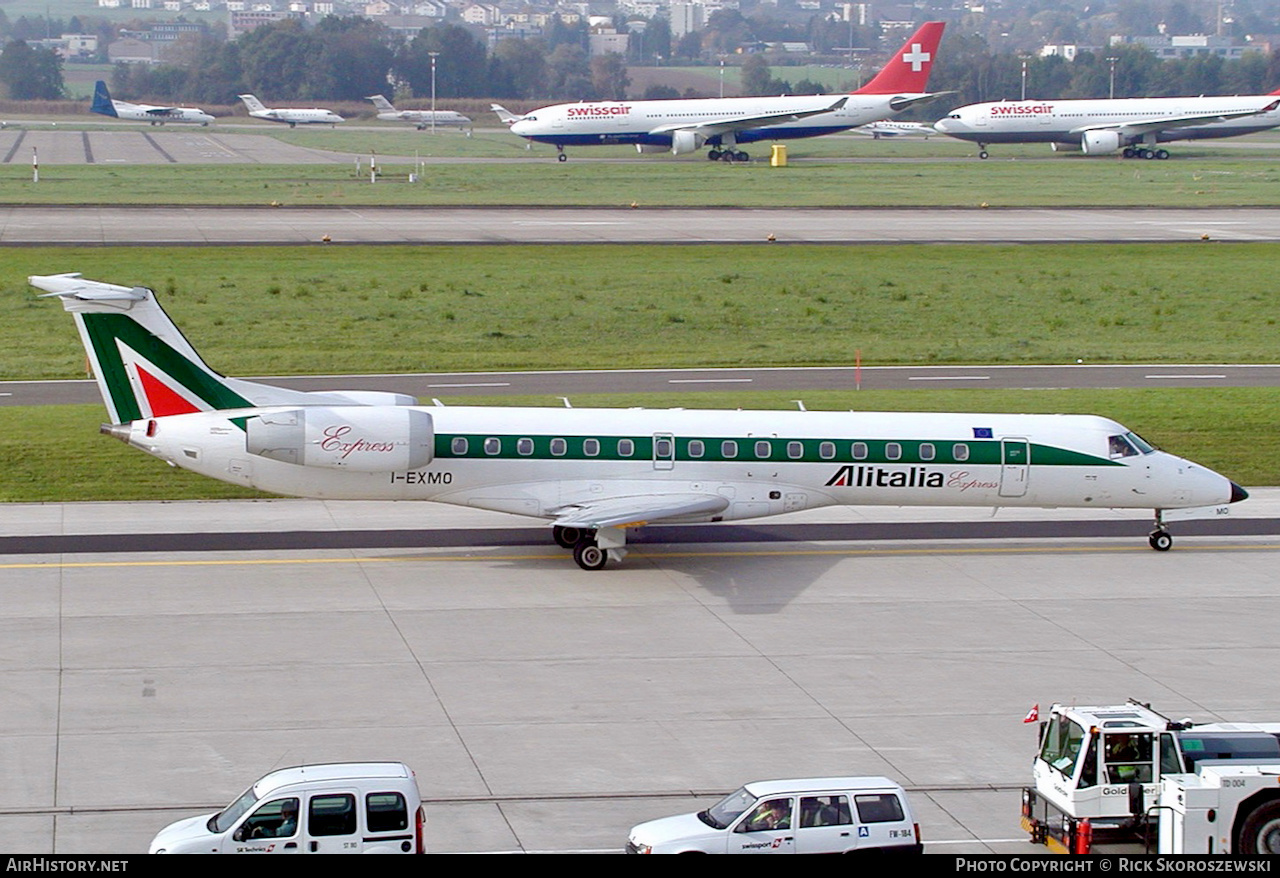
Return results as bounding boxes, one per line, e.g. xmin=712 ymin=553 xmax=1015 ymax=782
xmin=707 ymin=148 xmax=750 ymax=162
xmin=1122 ymin=147 xmax=1170 ymax=160
xmin=553 ymin=525 xmax=626 ymax=571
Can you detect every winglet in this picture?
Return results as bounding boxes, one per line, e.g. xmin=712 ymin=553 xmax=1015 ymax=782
xmin=854 ymin=21 xmax=946 ymax=95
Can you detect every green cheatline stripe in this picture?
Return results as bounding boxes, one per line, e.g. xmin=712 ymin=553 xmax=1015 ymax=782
xmin=82 ymin=313 xmax=253 ymax=421
xmin=432 ymin=433 xmax=1117 ymax=467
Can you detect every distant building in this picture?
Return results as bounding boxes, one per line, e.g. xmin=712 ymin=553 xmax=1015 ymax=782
xmin=588 ymin=28 xmax=629 ymax=56
xmin=1113 ymin=33 xmax=1259 ymax=60
xmin=1041 ymin=44 xmax=1101 ymax=61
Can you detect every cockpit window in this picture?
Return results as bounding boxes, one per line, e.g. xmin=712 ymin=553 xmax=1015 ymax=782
xmin=1126 ymin=431 xmax=1156 ymax=454
xmin=1108 ymin=434 xmax=1139 ymax=458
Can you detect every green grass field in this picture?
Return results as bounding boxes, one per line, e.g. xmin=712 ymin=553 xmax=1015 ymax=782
xmin=4 ymin=130 xmax=1280 ymax=206
xmin=6 ymin=243 xmax=1280 ymax=381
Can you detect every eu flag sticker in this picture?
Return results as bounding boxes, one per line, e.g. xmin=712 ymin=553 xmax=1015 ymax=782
xmin=973 ymin=427 xmax=993 ymax=438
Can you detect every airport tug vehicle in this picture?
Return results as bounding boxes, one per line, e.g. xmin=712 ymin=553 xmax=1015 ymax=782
xmin=1022 ymin=700 xmax=1280 ymax=854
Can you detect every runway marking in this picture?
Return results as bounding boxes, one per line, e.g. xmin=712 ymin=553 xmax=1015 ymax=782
xmin=1144 ymin=374 xmax=1226 ymax=380
xmin=908 ymin=375 xmax=990 ymax=381
xmin=427 ymin=382 xmax=511 ymax=388
xmin=668 ymin=378 xmax=753 ymax=384
xmin=5 ymin=542 xmax=1278 ymax=570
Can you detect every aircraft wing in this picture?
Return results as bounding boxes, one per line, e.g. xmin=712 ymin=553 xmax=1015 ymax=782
xmin=648 ymin=96 xmax=848 ymax=139
xmin=551 ymin=493 xmax=729 ymax=530
xmin=1069 ymin=99 xmax=1280 ymax=137
xmin=143 ymin=106 xmax=178 ymax=116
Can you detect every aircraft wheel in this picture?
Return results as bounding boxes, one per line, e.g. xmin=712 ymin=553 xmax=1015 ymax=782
xmin=1122 ymin=147 xmax=1135 ymax=158
xmin=557 ymin=153 xmax=567 ymax=162
xmin=978 ymin=150 xmax=989 ymax=160
xmin=552 ymin=525 xmax=583 ymax=549
xmin=737 ymin=151 xmax=750 ymax=162
xmin=1155 ymin=149 xmax=1170 ymax=160
xmin=1149 ymin=529 xmax=1173 ymax=552
xmin=1141 ymin=148 xmax=1155 ymax=159
xmin=573 ymin=540 xmax=608 ymax=571
xmin=707 ymin=149 xmax=721 ymax=161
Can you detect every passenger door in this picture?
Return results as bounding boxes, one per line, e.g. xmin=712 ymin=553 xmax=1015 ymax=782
xmin=302 ymin=791 xmax=361 ymax=853
xmin=795 ymin=794 xmax=855 ymax=853
xmin=999 ymin=437 xmax=1030 ymax=498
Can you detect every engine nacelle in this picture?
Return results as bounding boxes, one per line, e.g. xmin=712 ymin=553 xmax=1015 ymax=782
xmin=1081 ymin=130 xmax=1123 ymax=155
xmin=635 ymin=144 xmax=667 ymax=154
xmin=246 ymin=406 xmax=434 ymax=471
xmin=670 ymin=130 xmax=706 ymax=155
xmin=1050 ymin=141 xmax=1082 ymax=152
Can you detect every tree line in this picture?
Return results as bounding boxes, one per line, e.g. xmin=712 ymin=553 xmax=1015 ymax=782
xmin=2 ymin=13 xmax=1279 ymax=109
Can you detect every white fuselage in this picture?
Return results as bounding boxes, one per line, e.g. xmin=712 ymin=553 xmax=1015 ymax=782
xmin=117 ymin=406 xmax=1237 ymax=522
xmin=102 ymin=101 xmax=214 ymax=126
xmin=509 ymin=93 xmax=931 ymax=151
xmin=935 ymin=96 xmax=1280 ymax=147
xmin=378 ymin=110 xmax=472 ymax=128
xmin=250 ymin=108 xmax=344 ymax=126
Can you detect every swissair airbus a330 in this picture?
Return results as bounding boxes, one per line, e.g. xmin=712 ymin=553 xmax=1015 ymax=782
xmin=90 ymin=80 xmax=214 ymax=126
xmin=32 ymin=273 xmax=1248 ymax=570
xmin=935 ymin=88 xmax=1280 ymax=159
xmin=504 ymin=21 xmax=947 ymax=161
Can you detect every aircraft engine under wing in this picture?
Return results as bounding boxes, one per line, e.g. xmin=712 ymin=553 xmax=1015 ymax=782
xmin=552 ymin=493 xmax=730 ymax=530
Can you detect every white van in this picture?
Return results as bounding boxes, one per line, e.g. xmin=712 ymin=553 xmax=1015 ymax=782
xmin=626 ymin=776 xmax=922 ymax=854
xmin=149 ymin=762 xmax=425 ymax=854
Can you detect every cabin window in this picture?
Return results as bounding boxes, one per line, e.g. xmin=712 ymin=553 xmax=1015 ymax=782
xmin=584 ymin=438 xmax=600 ymax=457
xmin=550 ymin=438 xmax=567 ymax=456
xmin=688 ymin=439 xmax=705 ymax=459
xmin=451 ymin=437 xmax=468 ymax=455
xmin=755 ymin=440 xmax=772 ymax=459
xmin=517 ymin=438 xmax=534 ymax=456
xmin=953 ymin=443 xmax=970 ymax=462
xmin=655 ymin=438 xmax=673 ymax=458
xmin=618 ymin=439 xmax=634 ymax=457
xmin=919 ymin=443 xmax=935 ymax=461
xmin=484 ymin=437 xmax=501 ymax=455
xmin=886 ymin=442 xmax=902 ymax=460
xmin=819 ymin=441 xmax=836 ymax=460
xmin=787 ymin=441 xmax=803 ymax=459
xmin=852 ymin=442 xmax=869 ymax=460
xmin=722 ymin=440 xmax=738 ymax=459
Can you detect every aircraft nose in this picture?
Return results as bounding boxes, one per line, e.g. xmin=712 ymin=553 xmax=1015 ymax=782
xmin=1230 ymin=482 xmax=1249 ymax=503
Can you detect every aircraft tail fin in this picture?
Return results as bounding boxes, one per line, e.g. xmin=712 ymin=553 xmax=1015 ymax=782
xmin=491 ymin=103 xmax=522 ymax=125
xmin=854 ymin=21 xmax=946 ymax=95
xmin=33 ymin=274 xmax=415 ymax=424
xmin=367 ymin=94 xmax=395 ymax=111
xmin=90 ymin=81 xmax=118 ymax=117
xmin=238 ymin=94 xmax=267 ymax=114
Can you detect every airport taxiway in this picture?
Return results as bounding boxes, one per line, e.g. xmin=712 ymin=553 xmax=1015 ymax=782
xmin=3 ymin=495 xmax=1279 ymax=853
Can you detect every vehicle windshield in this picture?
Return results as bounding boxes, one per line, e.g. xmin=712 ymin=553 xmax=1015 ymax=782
xmin=209 ymin=785 xmax=259 ymax=834
xmin=1039 ymin=715 xmax=1087 ymax=779
xmin=700 ymin=787 xmax=757 ymax=830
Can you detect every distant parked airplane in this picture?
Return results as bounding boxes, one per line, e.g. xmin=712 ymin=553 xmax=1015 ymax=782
xmin=367 ymin=95 xmax=471 ymax=130
xmin=935 ymin=88 xmax=1280 ymax=159
xmin=851 ymin=119 xmax=936 ymax=139
xmin=238 ymin=94 xmax=344 ymax=128
xmin=90 ymin=81 xmax=213 ymax=126
xmin=502 ymin=21 xmax=948 ymax=161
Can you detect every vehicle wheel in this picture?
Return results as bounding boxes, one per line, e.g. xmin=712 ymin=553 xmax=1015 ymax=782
xmin=573 ymin=540 xmax=608 ymax=571
xmin=1155 ymin=149 xmax=1170 ymax=160
xmin=1149 ymin=529 xmax=1173 ymax=552
xmin=978 ymin=150 xmax=989 ymax=160
xmin=1238 ymin=800 xmax=1280 ymax=853
xmin=552 ymin=526 xmax=583 ymax=549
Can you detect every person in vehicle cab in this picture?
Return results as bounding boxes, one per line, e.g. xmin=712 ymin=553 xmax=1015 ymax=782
xmin=745 ymin=799 xmax=791 ymax=832
xmin=252 ymin=799 xmax=298 ymax=838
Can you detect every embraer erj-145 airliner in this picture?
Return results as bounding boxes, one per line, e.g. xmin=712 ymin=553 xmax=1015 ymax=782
xmin=238 ymin=94 xmax=344 ymax=127
xmin=32 ymin=273 xmax=1247 ymax=571
xmin=90 ymin=80 xmax=214 ymax=126
xmin=367 ymin=94 xmax=472 ymax=129
xmin=935 ymin=88 xmax=1280 ymax=159
xmin=504 ymin=21 xmax=946 ymax=161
